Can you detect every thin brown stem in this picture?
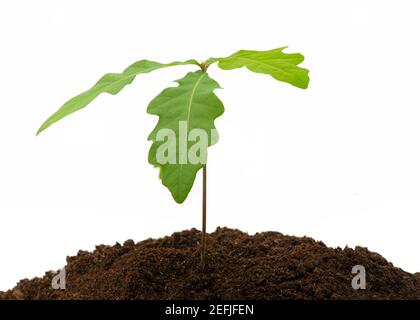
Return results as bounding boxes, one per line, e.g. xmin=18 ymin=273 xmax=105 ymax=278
xmin=200 ymin=164 xmax=207 ymax=271
xmin=199 ymin=61 xmax=208 ymax=271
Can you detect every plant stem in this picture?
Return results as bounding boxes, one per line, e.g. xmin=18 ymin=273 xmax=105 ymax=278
xmin=199 ymin=60 xmax=208 ymax=271
xmin=200 ymin=164 xmax=207 ymax=271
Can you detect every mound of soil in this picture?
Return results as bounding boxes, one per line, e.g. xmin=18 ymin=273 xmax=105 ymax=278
xmin=1 ymin=227 xmax=419 ymax=300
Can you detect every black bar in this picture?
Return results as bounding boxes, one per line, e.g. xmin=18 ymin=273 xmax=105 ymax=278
xmin=0 ymin=300 xmax=418 ymax=318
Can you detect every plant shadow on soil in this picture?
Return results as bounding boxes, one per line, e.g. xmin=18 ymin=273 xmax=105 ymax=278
xmin=1 ymin=227 xmax=419 ymax=300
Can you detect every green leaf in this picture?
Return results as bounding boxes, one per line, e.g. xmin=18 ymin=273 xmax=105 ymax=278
xmin=37 ymin=59 xmax=198 ymax=135
xmin=209 ymin=47 xmax=309 ymax=89
xmin=147 ymin=70 xmax=224 ymax=203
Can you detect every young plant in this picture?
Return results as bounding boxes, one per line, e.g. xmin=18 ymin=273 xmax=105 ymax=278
xmin=37 ymin=47 xmax=310 ymax=270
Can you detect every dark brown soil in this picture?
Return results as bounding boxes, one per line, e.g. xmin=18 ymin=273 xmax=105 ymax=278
xmin=1 ymin=227 xmax=419 ymax=300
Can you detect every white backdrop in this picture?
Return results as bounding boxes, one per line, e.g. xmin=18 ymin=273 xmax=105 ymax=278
xmin=1 ymin=0 xmax=420 ymax=291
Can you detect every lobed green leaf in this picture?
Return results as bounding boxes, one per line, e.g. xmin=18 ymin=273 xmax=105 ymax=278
xmin=37 ymin=59 xmax=198 ymax=135
xmin=147 ymin=70 xmax=224 ymax=203
xmin=209 ymin=47 xmax=309 ymax=89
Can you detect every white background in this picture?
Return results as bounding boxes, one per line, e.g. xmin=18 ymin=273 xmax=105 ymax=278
xmin=0 ymin=0 xmax=419 ymax=291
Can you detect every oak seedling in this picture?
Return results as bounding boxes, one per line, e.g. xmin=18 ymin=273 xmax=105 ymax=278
xmin=37 ymin=47 xmax=310 ymax=270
